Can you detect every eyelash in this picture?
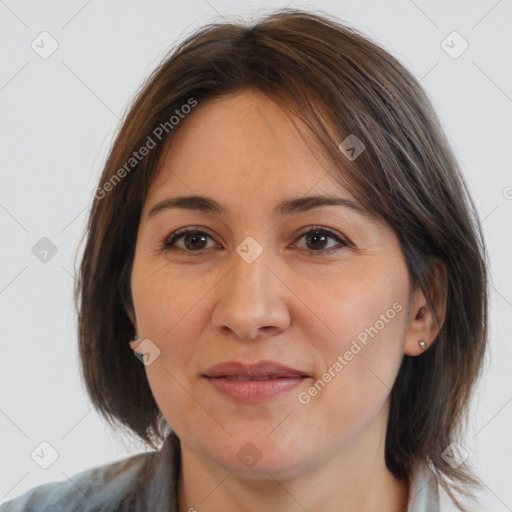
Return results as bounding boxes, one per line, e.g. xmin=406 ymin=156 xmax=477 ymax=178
xmin=160 ymin=226 xmax=348 ymax=255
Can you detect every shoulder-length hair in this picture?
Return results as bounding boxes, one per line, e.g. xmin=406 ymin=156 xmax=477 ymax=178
xmin=74 ymin=8 xmax=488 ymax=509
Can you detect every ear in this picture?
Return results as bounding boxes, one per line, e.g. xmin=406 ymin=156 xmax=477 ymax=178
xmin=119 ymin=257 xmax=138 ymax=341
xmin=129 ymin=337 xmax=142 ymax=352
xmin=125 ymin=303 xmax=137 ymax=333
xmin=404 ymin=257 xmax=447 ymax=356
xmin=125 ymin=303 xmax=140 ymax=352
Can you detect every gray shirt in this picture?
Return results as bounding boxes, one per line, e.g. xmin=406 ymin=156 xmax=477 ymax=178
xmin=0 ymin=432 xmax=440 ymax=511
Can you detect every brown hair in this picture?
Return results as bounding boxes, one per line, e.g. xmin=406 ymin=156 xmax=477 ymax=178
xmin=74 ymin=7 xmax=488 ymax=509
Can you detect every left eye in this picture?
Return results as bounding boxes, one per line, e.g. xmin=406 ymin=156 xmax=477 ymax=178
xmin=161 ymin=227 xmax=347 ymax=254
xmin=295 ymin=227 xmax=347 ymax=254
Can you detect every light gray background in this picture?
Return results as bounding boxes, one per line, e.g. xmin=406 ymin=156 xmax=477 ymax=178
xmin=1 ymin=0 xmax=511 ymax=509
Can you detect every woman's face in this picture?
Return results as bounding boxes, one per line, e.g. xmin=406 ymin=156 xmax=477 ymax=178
xmin=130 ymin=89 xmax=424 ymax=478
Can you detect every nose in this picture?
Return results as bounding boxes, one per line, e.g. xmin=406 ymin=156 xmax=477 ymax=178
xmin=211 ymin=243 xmax=291 ymax=341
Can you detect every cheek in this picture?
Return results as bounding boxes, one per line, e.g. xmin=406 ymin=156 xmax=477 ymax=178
xmin=312 ymin=259 xmax=408 ymax=355
xmin=131 ymin=257 xmax=207 ymax=345
xmin=131 ymin=261 xmax=209 ymax=412
xmin=322 ymin=291 xmax=406 ymax=366
xmin=302 ymin=261 xmax=408 ymax=413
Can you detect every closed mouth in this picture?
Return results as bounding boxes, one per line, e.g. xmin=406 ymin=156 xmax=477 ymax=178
xmin=202 ymin=360 xmax=310 ymax=380
xmin=206 ymin=375 xmax=306 ymax=381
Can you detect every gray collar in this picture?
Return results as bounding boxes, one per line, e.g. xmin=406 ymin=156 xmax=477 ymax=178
xmin=406 ymin=461 xmax=440 ymax=512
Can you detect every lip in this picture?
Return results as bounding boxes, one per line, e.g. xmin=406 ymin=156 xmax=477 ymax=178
xmin=201 ymin=360 xmax=310 ymax=403
xmin=202 ymin=360 xmax=309 ymax=378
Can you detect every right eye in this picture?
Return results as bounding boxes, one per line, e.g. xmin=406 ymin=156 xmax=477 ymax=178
xmin=161 ymin=227 xmax=217 ymax=253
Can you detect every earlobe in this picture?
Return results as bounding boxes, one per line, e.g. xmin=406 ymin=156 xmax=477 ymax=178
xmin=129 ymin=332 xmax=140 ymax=351
xmin=404 ymin=299 xmax=443 ymax=356
xmin=404 ymin=326 xmax=433 ymax=357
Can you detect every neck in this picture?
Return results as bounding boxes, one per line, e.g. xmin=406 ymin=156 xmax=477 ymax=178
xmin=178 ymin=458 xmax=409 ymax=512
xmin=176 ymin=413 xmax=410 ymax=512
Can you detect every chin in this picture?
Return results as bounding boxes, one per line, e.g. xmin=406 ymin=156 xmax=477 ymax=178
xmin=211 ymin=434 xmax=312 ymax=479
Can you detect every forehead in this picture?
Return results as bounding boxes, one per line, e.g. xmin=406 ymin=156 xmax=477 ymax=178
xmin=144 ymin=89 xmax=351 ymax=210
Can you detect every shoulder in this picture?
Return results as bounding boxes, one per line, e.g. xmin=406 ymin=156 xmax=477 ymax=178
xmin=0 ymin=450 xmax=156 ymax=512
xmin=0 ymin=432 xmax=181 ymax=512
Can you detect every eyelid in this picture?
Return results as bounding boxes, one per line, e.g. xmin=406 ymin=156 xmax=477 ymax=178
xmin=163 ymin=226 xmax=219 ymax=250
xmin=293 ymin=225 xmax=349 ymax=249
xmin=161 ymin=225 xmax=350 ymax=254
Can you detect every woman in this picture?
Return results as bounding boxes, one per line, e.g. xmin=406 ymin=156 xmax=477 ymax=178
xmin=0 ymin=7 xmax=488 ymax=512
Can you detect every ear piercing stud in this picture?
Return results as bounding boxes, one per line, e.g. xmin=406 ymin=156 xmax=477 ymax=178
xmin=418 ymin=339 xmax=427 ymax=350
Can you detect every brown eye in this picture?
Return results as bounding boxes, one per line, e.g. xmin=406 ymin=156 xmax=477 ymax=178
xmin=295 ymin=227 xmax=347 ymax=254
xmin=161 ymin=226 xmax=347 ymax=255
xmin=162 ymin=228 xmax=215 ymax=252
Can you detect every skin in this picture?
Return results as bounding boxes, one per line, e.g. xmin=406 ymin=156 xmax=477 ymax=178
xmin=129 ymin=89 xmax=445 ymax=512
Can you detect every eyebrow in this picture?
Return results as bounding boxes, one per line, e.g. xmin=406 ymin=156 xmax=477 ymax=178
xmin=147 ymin=194 xmax=370 ymax=219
